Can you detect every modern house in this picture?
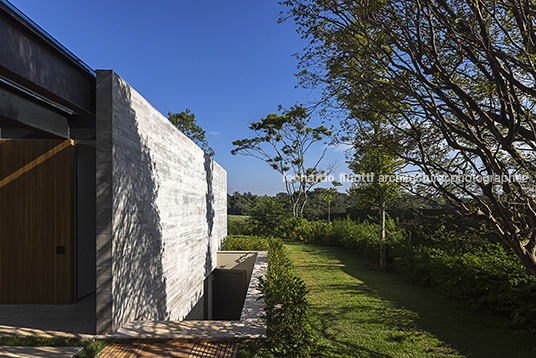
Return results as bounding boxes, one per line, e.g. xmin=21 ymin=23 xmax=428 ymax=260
xmin=0 ymin=0 xmax=227 ymax=335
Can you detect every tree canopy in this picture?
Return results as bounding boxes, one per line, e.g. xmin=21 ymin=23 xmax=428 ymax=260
xmin=281 ymin=0 xmax=536 ymax=275
xmin=168 ymin=109 xmax=215 ymax=157
xmin=231 ymin=105 xmax=334 ymax=217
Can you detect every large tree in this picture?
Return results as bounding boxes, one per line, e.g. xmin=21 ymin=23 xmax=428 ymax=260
xmin=281 ymin=0 xmax=536 ymax=275
xmin=231 ymin=105 xmax=333 ymax=217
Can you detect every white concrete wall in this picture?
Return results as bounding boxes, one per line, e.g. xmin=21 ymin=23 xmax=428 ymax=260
xmin=96 ymin=70 xmax=227 ymax=334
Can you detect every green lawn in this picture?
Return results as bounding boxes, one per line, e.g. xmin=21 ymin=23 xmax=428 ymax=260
xmin=285 ymin=242 xmax=536 ymax=358
xmin=0 ymin=337 xmax=111 ymax=358
xmin=228 ymin=215 xmax=250 ymax=222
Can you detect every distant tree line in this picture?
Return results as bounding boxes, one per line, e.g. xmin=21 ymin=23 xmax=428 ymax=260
xmin=227 ymin=189 xmax=357 ymax=221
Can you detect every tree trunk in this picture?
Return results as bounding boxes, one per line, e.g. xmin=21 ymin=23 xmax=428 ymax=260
xmin=380 ymin=201 xmax=386 ymax=268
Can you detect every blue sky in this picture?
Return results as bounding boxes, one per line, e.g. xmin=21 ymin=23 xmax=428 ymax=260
xmin=10 ymin=0 xmax=350 ymax=195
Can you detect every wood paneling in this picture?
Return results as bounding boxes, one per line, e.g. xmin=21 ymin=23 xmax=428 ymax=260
xmin=0 ymin=139 xmax=74 ymax=304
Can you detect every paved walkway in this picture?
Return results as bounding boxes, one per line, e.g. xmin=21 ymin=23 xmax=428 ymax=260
xmin=96 ymin=340 xmax=238 ymax=358
xmin=0 ymin=346 xmax=82 ymax=357
xmin=0 ymin=293 xmax=95 ymax=339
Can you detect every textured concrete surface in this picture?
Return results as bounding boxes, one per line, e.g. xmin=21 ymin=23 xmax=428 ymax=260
xmin=96 ymin=71 xmax=227 ymax=334
xmin=0 ymin=346 xmax=82 ymax=357
xmin=114 ymin=252 xmax=267 ymax=339
xmin=114 ymin=320 xmax=265 ymax=340
xmin=0 ymin=254 xmax=265 ymax=340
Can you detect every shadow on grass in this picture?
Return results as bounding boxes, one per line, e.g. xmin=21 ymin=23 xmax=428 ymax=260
xmin=291 ymin=243 xmax=536 ymax=358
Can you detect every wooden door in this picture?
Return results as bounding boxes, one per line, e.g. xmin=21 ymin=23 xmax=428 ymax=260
xmin=0 ymin=139 xmax=74 ymax=304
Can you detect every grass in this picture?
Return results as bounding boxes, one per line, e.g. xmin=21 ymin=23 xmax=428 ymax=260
xmin=280 ymin=241 xmax=536 ymax=358
xmin=0 ymin=337 xmax=112 ymax=357
xmin=228 ymin=215 xmax=250 ymax=222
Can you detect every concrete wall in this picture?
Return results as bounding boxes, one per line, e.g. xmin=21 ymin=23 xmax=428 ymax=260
xmin=96 ymin=70 xmax=227 ymax=334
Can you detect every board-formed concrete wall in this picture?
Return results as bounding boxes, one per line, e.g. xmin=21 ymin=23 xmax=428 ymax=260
xmin=96 ymin=70 xmax=227 ymax=334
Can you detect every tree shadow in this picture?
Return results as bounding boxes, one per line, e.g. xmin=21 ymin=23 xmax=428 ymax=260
xmin=109 ymin=76 xmax=169 ymax=330
xmin=300 ymin=245 xmax=536 ymax=357
xmin=204 ymin=152 xmax=215 ymax=277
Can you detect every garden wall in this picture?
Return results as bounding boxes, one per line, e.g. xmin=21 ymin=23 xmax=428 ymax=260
xmin=96 ymin=70 xmax=227 ymax=334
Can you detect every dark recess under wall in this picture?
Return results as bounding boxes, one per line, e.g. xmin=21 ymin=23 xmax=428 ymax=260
xmin=211 ymin=269 xmax=248 ymax=320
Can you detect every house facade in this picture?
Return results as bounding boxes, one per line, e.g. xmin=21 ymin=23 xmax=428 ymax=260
xmin=0 ymin=0 xmax=227 ymax=335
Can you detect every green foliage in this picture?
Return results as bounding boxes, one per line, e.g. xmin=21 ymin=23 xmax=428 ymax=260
xmin=168 ymin=109 xmax=214 ymax=157
xmin=258 ymin=238 xmax=315 ymax=357
xmin=279 ymin=217 xmax=334 ymax=246
xmin=228 ymin=191 xmax=258 ymax=215
xmin=245 ymin=196 xmax=290 ymax=235
xmin=285 ymin=242 xmax=536 ymax=357
xmin=0 ymin=337 xmax=112 ymax=358
xmin=231 ymin=105 xmax=333 ymax=217
xmin=227 ymin=190 xmax=357 ymax=221
xmin=276 ymin=214 xmax=536 ymax=330
xmin=221 ymin=235 xmax=270 ymax=251
xmin=332 ymin=216 xmax=405 ymax=263
xmin=227 ymin=216 xmax=256 ymax=236
xmin=281 ymin=0 xmax=536 ymax=276
xmin=227 ymin=220 xmax=255 ymax=236
xmin=393 ymin=242 xmax=536 ymax=330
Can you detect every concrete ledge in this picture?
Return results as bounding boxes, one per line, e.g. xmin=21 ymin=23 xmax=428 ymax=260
xmin=114 ymin=251 xmax=267 ymax=339
xmin=0 ymin=346 xmax=82 ymax=357
xmin=0 ymin=325 xmax=94 ymax=340
xmin=114 ymin=320 xmax=265 ymax=339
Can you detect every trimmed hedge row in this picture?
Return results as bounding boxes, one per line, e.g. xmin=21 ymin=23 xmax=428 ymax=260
xmin=274 ymin=216 xmax=536 ymax=331
xmin=221 ymin=234 xmax=270 ymax=251
xmin=393 ymin=242 xmax=536 ymax=329
xmin=258 ymin=238 xmax=315 ymax=357
xmin=221 ymin=234 xmax=315 ymax=357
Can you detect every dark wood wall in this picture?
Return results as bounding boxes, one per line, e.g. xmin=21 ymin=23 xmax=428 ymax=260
xmin=0 ymin=139 xmax=74 ymax=304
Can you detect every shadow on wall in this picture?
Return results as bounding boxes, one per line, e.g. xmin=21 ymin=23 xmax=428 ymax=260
xmin=112 ymin=78 xmax=169 ymax=328
xmin=204 ymin=152 xmax=215 ymax=277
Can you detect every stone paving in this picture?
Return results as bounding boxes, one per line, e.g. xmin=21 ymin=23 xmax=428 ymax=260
xmin=0 ymin=252 xmax=266 ymax=357
xmin=0 ymin=346 xmax=82 ymax=357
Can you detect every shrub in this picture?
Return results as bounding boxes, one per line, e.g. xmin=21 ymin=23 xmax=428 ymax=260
xmin=393 ymin=242 xmax=536 ymax=330
xmin=258 ymin=238 xmax=315 ymax=357
xmin=280 ymin=217 xmax=333 ymax=245
xmin=330 ymin=217 xmax=380 ymax=262
xmin=227 ymin=219 xmax=256 ymax=235
xmin=221 ymin=235 xmax=270 ymax=251
xmin=246 ymin=197 xmax=290 ymax=235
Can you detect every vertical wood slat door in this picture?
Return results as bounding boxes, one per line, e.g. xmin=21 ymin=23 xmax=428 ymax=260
xmin=0 ymin=139 xmax=74 ymax=304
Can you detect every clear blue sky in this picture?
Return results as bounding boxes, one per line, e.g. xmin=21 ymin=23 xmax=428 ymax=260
xmin=9 ymin=0 xmax=350 ymax=195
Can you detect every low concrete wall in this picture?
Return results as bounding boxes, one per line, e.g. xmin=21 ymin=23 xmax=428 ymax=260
xmin=217 ymin=252 xmax=258 ymax=285
xmin=96 ymin=70 xmax=227 ymax=334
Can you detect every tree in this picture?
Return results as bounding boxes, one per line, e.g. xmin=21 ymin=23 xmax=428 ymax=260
xmin=227 ymin=191 xmax=256 ymax=215
xmin=231 ymin=105 xmax=334 ymax=217
xmin=281 ymin=0 xmax=536 ymax=275
xmin=320 ymin=181 xmax=342 ymax=222
xmin=245 ymin=196 xmax=290 ymax=235
xmin=347 ymin=120 xmax=405 ymax=267
xmin=168 ymin=109 xmax=215 ymax=157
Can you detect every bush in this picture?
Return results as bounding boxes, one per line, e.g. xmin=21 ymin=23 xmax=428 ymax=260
xmin=221 ymin=235 xmax=270 ymax=251
xmin=246 ymin=197 xmax=290 ymax=236
xmin=280 ymin=217 xmax=333 ymax=245
xmin=258 ymin=238 xmax=315 ymax=357
xmin=227 ymin=219 xmax=256 ymax=235
xmin=331 ymin=217 xmax=379 ymax=261
xmin=393 ymin=242 xmax=536 ymax=330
